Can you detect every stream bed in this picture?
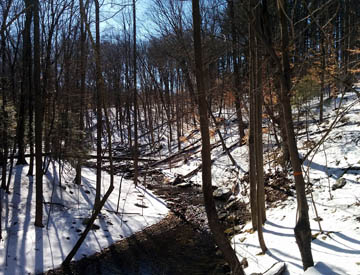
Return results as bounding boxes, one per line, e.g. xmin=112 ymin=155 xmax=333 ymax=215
xmin=46 ymin=173 xmax=249 ymax=275
xmin=49 ymin=214 xmax=229 ymax=275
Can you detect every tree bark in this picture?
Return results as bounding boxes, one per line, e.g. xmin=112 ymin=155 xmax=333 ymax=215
xmin=229 ymin=0 xmax=246 ymax=141
xmin=248 ymin=9 xmax=258 ymax=231
xmin=17 ymin=0 xmax=32 ymax=166
xmin=34 ymin=0 xmax=43 ymax=228
xmin=276 ymin=0 xmax=314 ymax=269
xmin=1 ymin=8 xmax=9 ymax=189
xmin=75 ymin=0 xmax=87 ymax=185
xmin=94 ymin=0 xmax=102 ymax=209
xmin=133 ymin=0 xmax=139 ymax=186
xmin=191 ymin=1 xmax=244 ymax=274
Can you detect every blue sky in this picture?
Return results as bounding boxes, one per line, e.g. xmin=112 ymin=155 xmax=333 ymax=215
xmin=100 ymin=0 xmax=153 ymax=38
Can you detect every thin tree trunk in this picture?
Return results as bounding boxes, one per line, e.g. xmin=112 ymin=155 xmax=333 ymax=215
xmin=319 ymin=38 xmax=325 ymax=122
xmin=229 ymin=0 xmax=245 ymax=141
xmin=17 ymin=0 xmax=32 ymax=166
xmin=277 ymin=0 xmax=314 ymax=269
xmin=133 ymin=0 xmax=139 ymax=186
xmin=248 ymin=7 xmax=258 ymax=231
xmin=27 ymin=0 xmax=35 ymax=176
xmin=63 ymin=1 xmax=114 ymax=263
xmin=94 ymin=0 xmax=102 ymax=209
xmin=254 ymin=26 xmax=266 ymax=252
xmin=34 ymin=0 xmax=43 ymax=228
xmin=75 ymin=0 xmax=87 ymax=185
xmin=191 ymin=1 xmax=244 ymax=274
xmin=1 ymin=22 xmax=9 ymax=190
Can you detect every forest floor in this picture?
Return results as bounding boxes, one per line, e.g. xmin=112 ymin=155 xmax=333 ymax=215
xmin=231 ymin=91 xmax=360 ymax=275
xmin=1 ymin=90 xmax=360 ymax=274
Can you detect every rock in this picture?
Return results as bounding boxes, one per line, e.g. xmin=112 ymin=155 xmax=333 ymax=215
xmin=225 ymin=199 xmax=242 ymax=211
xmin=241 ymin=257 xmax=249 ymax=268
xmin=218 ymin=212 xmax=227 ymax=221
xmin=213 ymin=187 xmax=232 ymax=201
xmin=332 ymin=178 xmax=346 ymax=190
xmin=224 ymin=225 xmax=244 ymax=236
xmin=226 ymin=213 xmax=239 ymax=223
xmin=227 ymin=195 xmax=237 ymax=202
xmin=177 ymin=182 xmax=192 ymax=188
xmin=172 ymin=174 xmax=184 ymax=185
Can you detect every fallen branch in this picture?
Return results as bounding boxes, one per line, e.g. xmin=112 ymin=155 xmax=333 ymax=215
xmin=6 ymin=153 xmax=156 ymax=162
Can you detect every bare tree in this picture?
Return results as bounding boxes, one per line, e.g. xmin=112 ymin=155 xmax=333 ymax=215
xmin=94 ymin=0 xmax=103 ymax=209
xmin=254 ymin=0 xmax=314 ymax=269
xmin=133 ymin=0 xmax=139 ymax=186
xmin=33 ymin=0 xmax=44 ymax=228
xmin=191 ymin=0 xmax=244 ymax=273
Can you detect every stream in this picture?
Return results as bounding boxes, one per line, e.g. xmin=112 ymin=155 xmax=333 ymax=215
xmin=45 ymin=171 xmax=250 ymax=275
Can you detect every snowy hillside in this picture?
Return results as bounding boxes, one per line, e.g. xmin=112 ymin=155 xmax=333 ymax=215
xmin=0 ymin=163 xmax=168 ymax=274
xmin=1 ymin=89 xmax=360 ymax=275
xmin=230 ymin=91 xmax=360 ymax=274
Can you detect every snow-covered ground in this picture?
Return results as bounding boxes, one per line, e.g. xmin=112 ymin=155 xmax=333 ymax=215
xmin=1 ymin=90 xmax=360 ymax=275
xmin=159 ymin=91 xmax=360 ymax=274
xmin=230 ymin=92 xmax=360 ymax=274
xmin=0 ymin=162 xmax=168 ymax=274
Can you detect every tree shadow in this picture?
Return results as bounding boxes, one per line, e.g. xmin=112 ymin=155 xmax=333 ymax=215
xmin=5 ymin=165 xmax=24 ymax=274
xmin=302 ymin=159 xmax=360 ymax=180
xmin=313 ymin=236 xmax=360 ymax=255
xmin=35 ymin=226 xmax=44 ymax=274
xmin=265 ymin=220 xmax=294 ymax=230
xmin=333 ymin=231 xmax=360 ymax=246
xmin=19 ymin=172 xmax=33 ymax=274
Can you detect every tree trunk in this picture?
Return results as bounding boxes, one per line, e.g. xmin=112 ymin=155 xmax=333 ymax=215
xmin=229 ymin=0 xmax=245 ymax=141
xmin=277 ymin=0 xmax=314 ymax=270
xmin=1 ymin=19 xmax=8 ymax=189
xmin=191 ymin=1 xmax=244 ymax=274
xmin=248 ymin=11 xmax=258 ymax=231
xmin=34 ymin=0 xmax=43 ymax=228
xmin=17 ymin=0 xmax=32 ymax=166
xmin=94 ymin=0 xmax=102 ymax=209
xmin=319 ymin=38 xmax=325 ymax=123
xmin=249 ymin=2 xmax=267 ymax=252
xmin=26 ymin=0 xmax=35 ymax=176
xmin=133 ymin=0 xmax=139 ymax=186
xmin=254 ymin=28 xmax=266 ymax=252
xmin=75 ymin=0 xmax=87 ymax=185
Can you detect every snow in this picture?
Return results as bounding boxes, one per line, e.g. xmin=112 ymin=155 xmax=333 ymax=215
xmin=149 ymin=91 xmax=360 ymax=274
xmin=0 ymin=162 xmax=168 ymax=274
xmin=230 ymin=92 xmax=360 ymax=275
xmin=2 ymin=90 xmax=360 ymax=274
